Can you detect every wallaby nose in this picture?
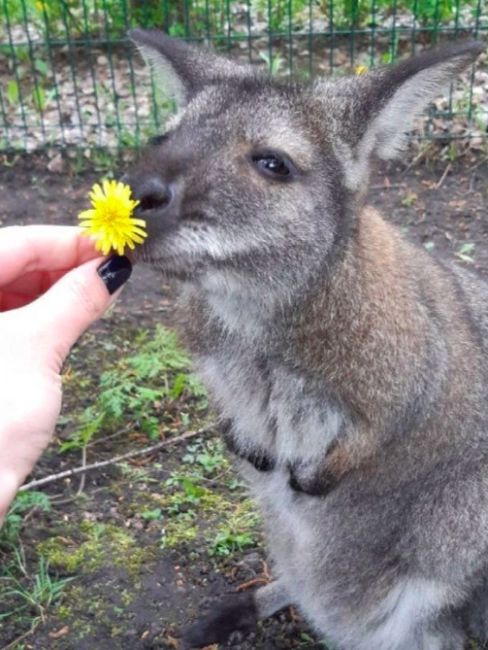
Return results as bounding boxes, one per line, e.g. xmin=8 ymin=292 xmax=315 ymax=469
xmin=122 ymin=175 xmax=173 ymax=213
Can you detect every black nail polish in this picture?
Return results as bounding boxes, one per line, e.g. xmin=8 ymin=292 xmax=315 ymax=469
xmin=97 ymin=255 xmax=132 ymax=295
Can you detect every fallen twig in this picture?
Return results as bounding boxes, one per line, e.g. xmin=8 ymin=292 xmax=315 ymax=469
xmin=434 ymin=162 xmax=452 ymax=189
xmin=75 ymin=445 xmax=87 ymax=497
xmin=19 ymin=425 xmax=216 ymax=492
xmin=467 ymin=155 xmax=488 ymax=173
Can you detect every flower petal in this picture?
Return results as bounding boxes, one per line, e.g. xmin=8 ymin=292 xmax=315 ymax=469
xmin=78 ymin=180 xmax=148 ymax=255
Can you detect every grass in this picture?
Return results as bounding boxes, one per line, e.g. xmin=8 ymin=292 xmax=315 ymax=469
xmin=0 ymin=553 xmax=73 ymax=626
xmin=0 ymin=320 xmax=263 ymax=645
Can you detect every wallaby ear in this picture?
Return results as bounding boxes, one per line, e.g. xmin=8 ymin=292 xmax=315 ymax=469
xmin=129 ymin=29 xmax=252 ymax=108
xmin=329 ymin=40 xmax=484 ymax=189
xmin=363 ymin=40 xmax=484 ymax=159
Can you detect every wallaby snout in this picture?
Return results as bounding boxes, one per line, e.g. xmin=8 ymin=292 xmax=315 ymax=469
xmin=131 ymin=176 xmax=173 ymax=214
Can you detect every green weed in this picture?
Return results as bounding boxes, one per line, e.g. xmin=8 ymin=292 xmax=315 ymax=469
xmin=401 ymin=191 xmax=418 ymax=207
xmin=455 ymin=242 xmax=475 ymax=264
xmin=0 ymin=552 xmax=72 ymax=625
xmin=182 ymin=438 xmax=228 ymax=475
xmin=1 ymin=491 xmax=51 ymax=545
xmin=60 ymin=325 xmax=207 ymax=453
xmin=209 ymin=504 xmax=260 ymax=557
xmin=259 ymin=51 xmax=286 ymax=76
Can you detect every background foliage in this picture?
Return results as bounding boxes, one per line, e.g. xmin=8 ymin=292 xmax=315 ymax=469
xmin=0 ymin=0 xmax=487 ymax=151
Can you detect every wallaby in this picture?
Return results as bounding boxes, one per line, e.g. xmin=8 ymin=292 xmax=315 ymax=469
xmin=124 ymin=30 xmax=486 ymax=650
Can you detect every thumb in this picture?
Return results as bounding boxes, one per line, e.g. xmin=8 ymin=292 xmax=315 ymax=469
xmin=26 ymin=255 xmax=132 ymax=365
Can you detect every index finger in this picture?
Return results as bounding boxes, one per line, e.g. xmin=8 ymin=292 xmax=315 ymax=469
xmin=0 ymin=225 xmax=100 ymax=286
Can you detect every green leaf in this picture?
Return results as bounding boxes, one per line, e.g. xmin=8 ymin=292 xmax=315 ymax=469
xmin=170 ymin=373 xmax=188 ymax=399
xmin=34 ymin=58 xmax=49 ymax=76
xmin=6 ymin=80 xmax=19 ymax=105
xmin=141 ymin=508 xmax=162 ymax=521
xmin=59 ymin=409 xmax=105 ymax=453
xmin=32 ymin=85 xmax=46 ymax=112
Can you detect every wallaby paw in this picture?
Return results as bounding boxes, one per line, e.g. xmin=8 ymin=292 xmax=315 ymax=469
xmin=182 ymin=592 xmax=257 ymax=648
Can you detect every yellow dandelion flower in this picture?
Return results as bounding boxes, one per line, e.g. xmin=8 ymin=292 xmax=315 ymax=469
xmin=78 ymin=179 xmax=147 ymax=256
xmin=355 ymin=64 xmax=368 ymax=75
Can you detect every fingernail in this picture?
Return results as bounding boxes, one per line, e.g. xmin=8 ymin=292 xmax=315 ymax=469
xmin=97 ymin=255 xmax=132 ymax=295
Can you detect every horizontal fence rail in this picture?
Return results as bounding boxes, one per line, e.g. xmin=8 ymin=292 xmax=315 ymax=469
xmin=0 ymin=0 xmax=487 ymax=151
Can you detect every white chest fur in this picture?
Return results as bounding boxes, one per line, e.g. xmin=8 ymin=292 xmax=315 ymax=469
xmin=197 ymin=349 xmax=343 ymax=465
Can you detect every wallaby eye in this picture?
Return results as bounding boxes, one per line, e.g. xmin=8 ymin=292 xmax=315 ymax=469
xmin=251 ymin=150 xmax=295 ymax=182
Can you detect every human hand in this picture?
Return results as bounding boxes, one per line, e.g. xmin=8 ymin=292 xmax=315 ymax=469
xmin=0 ymin=225 xmax=132 ymax=523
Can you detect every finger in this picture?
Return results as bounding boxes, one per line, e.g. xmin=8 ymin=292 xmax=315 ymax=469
xmin=22 ymin=255 xmax=132 ymax=367
xmin=0 ymin=225 xmax=99 ymax=286
xmin=0 ymin=291 xmax=35 ymax=311
xmin=0 ymin=270 xmax=68 ymax=310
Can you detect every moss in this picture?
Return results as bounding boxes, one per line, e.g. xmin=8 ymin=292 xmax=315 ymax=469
xmin=55 ymin=584 xmax=134 ymax=642
xmin=110 ymin=624 xmax=126 ymax=637
xmin=120 ymin=588 xmax=134 ymax=607
xmin=57 ymin=604 xmax=73 ymax=619
xmin=151 ymin=469 xmax=262 ymax=555
xmin=37 ymin=521 xmax=152 ymax=577
xmin=161 ymin=520 xmax=199 ymax=549
xmin=37 ymin=537 xmax=98 ymax=573
xmin=56 ymin=586 xmax=98 ymax=639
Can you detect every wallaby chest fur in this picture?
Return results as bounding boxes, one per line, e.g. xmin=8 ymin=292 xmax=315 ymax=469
xmin=125 ymin=30 xmax=487 ymax=650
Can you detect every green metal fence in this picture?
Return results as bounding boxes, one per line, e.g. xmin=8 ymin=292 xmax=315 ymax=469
xmin=0 ymin=0 xmax=487 ymax=151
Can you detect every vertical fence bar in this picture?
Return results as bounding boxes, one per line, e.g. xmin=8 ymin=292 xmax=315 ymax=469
xmin=432 ymin=0 xmax=440 ymax=43
xmin=184 ymin=0 xmax=191 ymax=39
xmin=307 ymin=0 xmax=313 ymax=75
xmin=226 ymin=0 xmax=232 ymax=51
xmin=389 ymin=0 xmax=397 ymax=63
xmin=267 ymin=0 xmax=273 ymax=71
xmin=147 ymin=24 xmax=162 ymax=133
xmin=287 ymin=0 xmax=293 ymax=73
xmin=246 ymin=0 xmax=253 ymax=63
xmin=19 ymin=0 xmax=47 ymax=144
xmin=101 ymin=0 xmax=123 ymax=146
xmin=81 ymin=0 xmax=103 ymax=147
xmin=0 ymin=85 xmax=10 ymax=147
xmin=467 ymin=0 xmax=482 ymax=120
xmin=328 ymin=0 xmax=335 ymax=73
xmin=348 ymin=0 xmax=356 ymax=68
xmin=121 ymin=0 xmax=141 ymax=147
xmin=60 ymin=0 xmax=85 ymax=144
xmin=369 ymin=0 xmax=377 ymax=67
xmin=410 ymin=0 xmax=418 ymax=56
xmin=204 ymin=0 xmax=211 ymax=42
xmin=447 ymin=0 xmax=462 ymax=119
xmin=39 ymin=0 xmax=67 ymax=147
xmin=2 ymin=0 xmax=30 ymax=149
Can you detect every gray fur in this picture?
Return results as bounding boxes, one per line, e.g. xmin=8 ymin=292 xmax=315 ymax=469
xmin=126 ymin=31 xmax=486 ymax=649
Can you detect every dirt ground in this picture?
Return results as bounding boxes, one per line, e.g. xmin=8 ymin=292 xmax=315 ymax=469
xmin=0 ymin=148 xmax=487 ymax=650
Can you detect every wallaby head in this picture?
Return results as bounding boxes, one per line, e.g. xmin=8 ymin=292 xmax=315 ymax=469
xmin=125 ymin=30 xmax=482 ymax=300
